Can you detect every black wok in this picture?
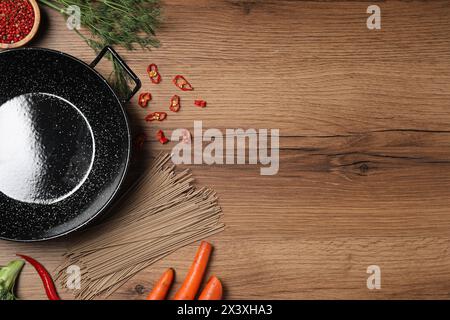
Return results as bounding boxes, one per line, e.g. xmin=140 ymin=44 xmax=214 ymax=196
xmin=0 ymin=46 xmax=141 ymax=241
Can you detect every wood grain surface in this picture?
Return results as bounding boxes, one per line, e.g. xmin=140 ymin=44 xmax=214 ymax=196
xmin=2 ymin=0 xmax=450 ymax=299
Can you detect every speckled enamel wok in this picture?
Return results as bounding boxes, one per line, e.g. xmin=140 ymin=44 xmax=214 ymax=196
xmin=0 ymin=46 xmax=141 ymax=241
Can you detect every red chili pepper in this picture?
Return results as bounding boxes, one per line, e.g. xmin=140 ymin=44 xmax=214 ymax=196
xmin=147 ymin=64 xmax=161 ymax=84
xmin=173 ymin=75 xmax=193 ymax=91
xmin=138 ymin=92 xmax=152 ymax=108
xmin=16 ymin=254 xmax=60 ymax=300
xmin=145 ymin=112 xmax=167 ymax=122
xmin=194 ymin=99 xmax=207 ymax=108
xmin=156 ymin=130 xmax=169 ymax=144
xmin=169 ymin=95 xmax=181 ymax=112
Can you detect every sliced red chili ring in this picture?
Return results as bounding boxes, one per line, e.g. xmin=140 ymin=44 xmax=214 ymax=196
xmin=169 ymin=95 xmax=181 ymax=112
xmin=173 ymin=75 xmax=193 ymax=91
xmin=156 ymin=130 xmax=169 ymax=144
xmin=138 ymin=92 xmax=152 ymax=108
xmin=147 ymin=63 xmax=161 ymax=84
xmin=194 ymin=99 xmax=207 ymax=108
xmin=145 ymin=112 xmax=167 ymax=122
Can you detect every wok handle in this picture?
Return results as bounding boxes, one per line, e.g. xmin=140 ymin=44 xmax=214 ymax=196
xmin=90 ymin=46 xmax=141 ymax=104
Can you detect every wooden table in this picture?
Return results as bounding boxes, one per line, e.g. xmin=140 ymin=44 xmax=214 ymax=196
xmin=2 ymin=0 xmax=450 ymax=299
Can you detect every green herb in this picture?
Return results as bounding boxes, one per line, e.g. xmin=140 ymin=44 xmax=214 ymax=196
xmin=0 ymin=260 xmax=24 ymax=300
xmin=39 ymin=0 xmax=162 ymax=99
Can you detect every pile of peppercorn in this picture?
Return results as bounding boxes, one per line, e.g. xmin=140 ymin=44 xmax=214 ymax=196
xmin=0 ymin=0 xmax=35 ymax=44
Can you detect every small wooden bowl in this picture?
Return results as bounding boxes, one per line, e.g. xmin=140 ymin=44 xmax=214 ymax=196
xmin=0 ymin=0 xmax=41 ymax=49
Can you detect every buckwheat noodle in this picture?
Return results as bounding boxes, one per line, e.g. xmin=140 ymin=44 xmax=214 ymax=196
xmin=56 ymin=153 xmax=224 ymax=300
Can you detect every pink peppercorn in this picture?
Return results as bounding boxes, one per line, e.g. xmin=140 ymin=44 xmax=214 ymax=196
xmin=0 ymin=0 xmax=35 ymax=44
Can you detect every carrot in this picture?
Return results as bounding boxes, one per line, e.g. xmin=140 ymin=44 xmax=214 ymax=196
xmin=173 ymin=241 xmax=212 ymax=300
xmin=146 ymin=268 xmax=174 ymax=300
xmin=198 ymin=276 xmax=223 ymax=300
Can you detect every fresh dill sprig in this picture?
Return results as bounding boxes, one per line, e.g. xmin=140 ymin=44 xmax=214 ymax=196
xmin=39 ymin=0 xmax=162 ymax=99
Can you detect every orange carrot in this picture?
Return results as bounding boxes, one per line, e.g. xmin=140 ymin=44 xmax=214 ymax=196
xmin=173 ymin=241 xmax=212 ymax=300
xmin=198 ymin=276 xmax=223 ymax=300
xmin=146 ymin=268 xmax=174 ymax=300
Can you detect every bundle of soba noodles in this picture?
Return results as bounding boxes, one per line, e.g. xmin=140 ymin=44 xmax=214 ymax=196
xmin=55 ymin=153 xmax=224 ymax=300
